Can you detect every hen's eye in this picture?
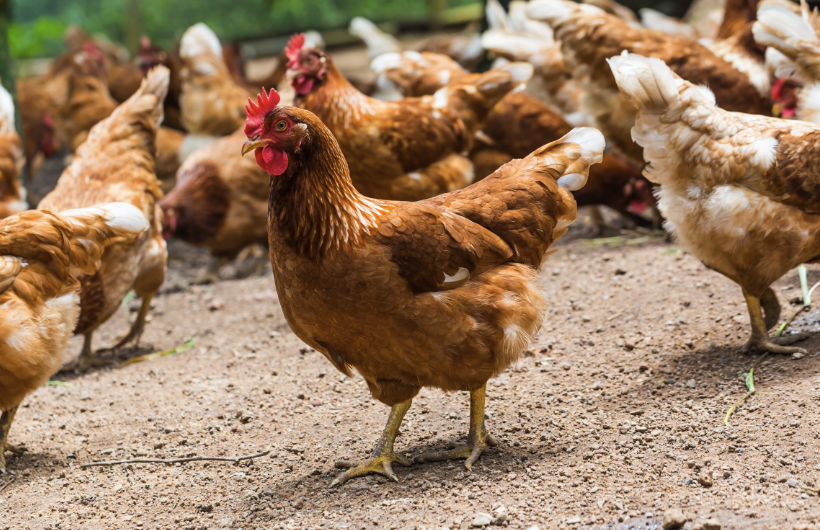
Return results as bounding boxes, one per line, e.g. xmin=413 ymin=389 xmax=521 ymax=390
xmin=275 ymin=121 xmax=287 ymax=131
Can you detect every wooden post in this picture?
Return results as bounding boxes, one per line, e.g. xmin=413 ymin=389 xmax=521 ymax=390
xmin=0 ymin=0 xmax=28 ymax=207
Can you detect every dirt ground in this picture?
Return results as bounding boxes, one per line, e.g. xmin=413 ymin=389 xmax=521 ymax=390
xmin=1 ymin=210 xmax=819 ymax=530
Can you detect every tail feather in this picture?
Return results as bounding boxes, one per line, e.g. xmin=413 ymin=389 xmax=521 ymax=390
xmin=114 ymin=65 xmax=170 ymax=129
xmin=349 ymin=17 xmax=403 ymax=57
xmin=606 ymin=52 xmax=681 ymax=113
xmin=538 ymin=127 xmax=605 ymax=191
xmin=527 ymin=0 xmax=601 ymax=27
xmin=753 ymin=2 xmax=820 ymax=65
xmin=0 ymin=84 xmax=15 ymax=136
xmin=508 ymin=1 xmax=555 ymax=36
xmin=486 ymin=0 xmax=514 ymax=31
xmin=180 ymin=22 xmax=222 ymax=59
xmin=481 ymin=30 xmax=554 ymax=62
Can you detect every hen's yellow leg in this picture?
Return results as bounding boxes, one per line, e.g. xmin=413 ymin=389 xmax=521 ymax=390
xmin=1 ymin=407 xmax=25 ymax=474
xmin=113 ymin=294 xmax=153 ymax=349
xmin=61 ymin=332 xmax=108 ymax=371
xmin=331 ymin=399 xmax=413 ymax=487
xmin=416 ymin=384 xmax=498 ymax=471
xmin=742 ymin=290 xmax=808 ymax=355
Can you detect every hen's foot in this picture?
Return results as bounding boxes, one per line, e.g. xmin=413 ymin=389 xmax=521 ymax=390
xmin=415 ymin=385 xmax=496 ymax=472
xmin=742 ymin=290 xmax=809 ymax=355
xmin=61 ymin=333 xmax=111 ymax=372
xmin=330 ymin=399 xmax=412 ymax=488
xmin=61 ymin=352 xmax=113 ymax=372
xmin=415 ymin=432 xmax=499 ymax=471
xmin=332 ymin=451 xmax=412 ymax=486
xmin=742 ymin=334 xmax=809 ymax=355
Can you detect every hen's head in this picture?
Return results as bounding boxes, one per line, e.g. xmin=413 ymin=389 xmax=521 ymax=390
xmin=285 ymin=33 xmax=328 ymax=96
xmin=242 ymin=87 xmax=317 ymax=176
xmin=136 ymin=37 xmax=168 ymax=74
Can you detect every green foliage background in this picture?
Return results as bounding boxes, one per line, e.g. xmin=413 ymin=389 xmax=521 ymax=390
xmin=9 ymin=0 xmax=460 ymax=59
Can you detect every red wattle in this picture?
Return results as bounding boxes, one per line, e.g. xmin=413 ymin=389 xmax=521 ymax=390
xmin=628 ymin=200 xmax=648 ymax=215
xmin=292 ymin=75 xmax=314 ymax=96
xmin=256 ymin=145 xmax=288 ymax=175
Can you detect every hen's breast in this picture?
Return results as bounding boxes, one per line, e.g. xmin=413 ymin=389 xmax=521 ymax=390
xmin=270 ymin=237 xmax=546 ymax=397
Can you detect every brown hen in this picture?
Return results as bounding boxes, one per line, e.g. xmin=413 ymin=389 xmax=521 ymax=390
xmin=610 ymin=53 xmax=820 ymax=356
xmin=38 ymin=67 xmax=169 ymax=370
xmin=0 ymin=204 xmax=148 ymax=472
xmin=242 ymin=88 xmax=604 ymax=486
xmin=179 ymin=23 xmax=254 ymax=136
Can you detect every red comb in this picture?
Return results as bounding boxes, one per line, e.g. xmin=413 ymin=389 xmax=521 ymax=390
xmin=285 ymin=33 xmax=305 ymax=69
xmin=245 ymin=87 xmax=281 ymax=135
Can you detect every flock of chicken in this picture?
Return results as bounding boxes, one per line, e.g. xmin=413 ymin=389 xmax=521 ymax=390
xmin=0 ymin=0 xmax=818 ymax=489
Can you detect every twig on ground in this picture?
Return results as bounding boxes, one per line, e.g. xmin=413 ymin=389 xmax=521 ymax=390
xmin=607 ymin=311 xmax=624 ymax=322
xmin=121 ymin=338 xmax=196 ymax=366
xmin=0 ymin=476 xmax=16 ymax=492
xmin=79 ymin=450 xmax=269 ymax=468
xmin=724 ymin=352 xmax=769 ymax=426
xmin=775 ymin=305 xmax=812 ymax=338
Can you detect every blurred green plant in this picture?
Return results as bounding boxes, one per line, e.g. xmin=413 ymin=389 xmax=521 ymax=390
xmin=10 ymin=0 xmax=435 ymax=59
xmin=9 ymin=17 xmax=65 ymax=59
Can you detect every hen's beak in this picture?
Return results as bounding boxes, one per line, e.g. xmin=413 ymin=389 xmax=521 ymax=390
xmin=241 ymin=137 xmax=267 ymax=156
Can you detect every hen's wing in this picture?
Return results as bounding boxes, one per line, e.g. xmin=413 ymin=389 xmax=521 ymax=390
xmin=424 ymin=128 xmax=604 ymax=267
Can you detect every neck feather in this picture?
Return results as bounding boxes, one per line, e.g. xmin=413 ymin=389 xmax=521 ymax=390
xmin=298 ymin=61 xmax=377 ymax=129
xmin=269 ymin=123 xmax=387 ymax=259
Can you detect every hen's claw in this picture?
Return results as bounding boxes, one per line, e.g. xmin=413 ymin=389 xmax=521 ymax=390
xmin=743 ymin=333 xmax=809 ymax=355
xmin=416 ymin=433 xmax=499 ymax=471
xmin=331 ymin=452 xmax=412 ymax=486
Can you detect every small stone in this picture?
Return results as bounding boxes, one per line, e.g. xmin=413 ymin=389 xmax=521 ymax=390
xmin=793 ymin=352 xmax=805 ymax=359
xmin=663 ymin=508 xmax=687 ymax=530
xmin=788 ymin=479 xmax=798 ymax=488
xmin=208 ymin=299 xmax=224 ymax=311
xmin=686 ymin=379 xmax=696 ymax=389
xmin=471 ymin=513 xmax=493 ymax=527
xmin=198 ymin=502 xmax=213 ymax=513
xmin=695 ymin=519 xmax=721 ymax=530
xmin=492 ymin=505 xmax=509 ymax=525
xmin=699 ymin=472 xmax=713 ymax=487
